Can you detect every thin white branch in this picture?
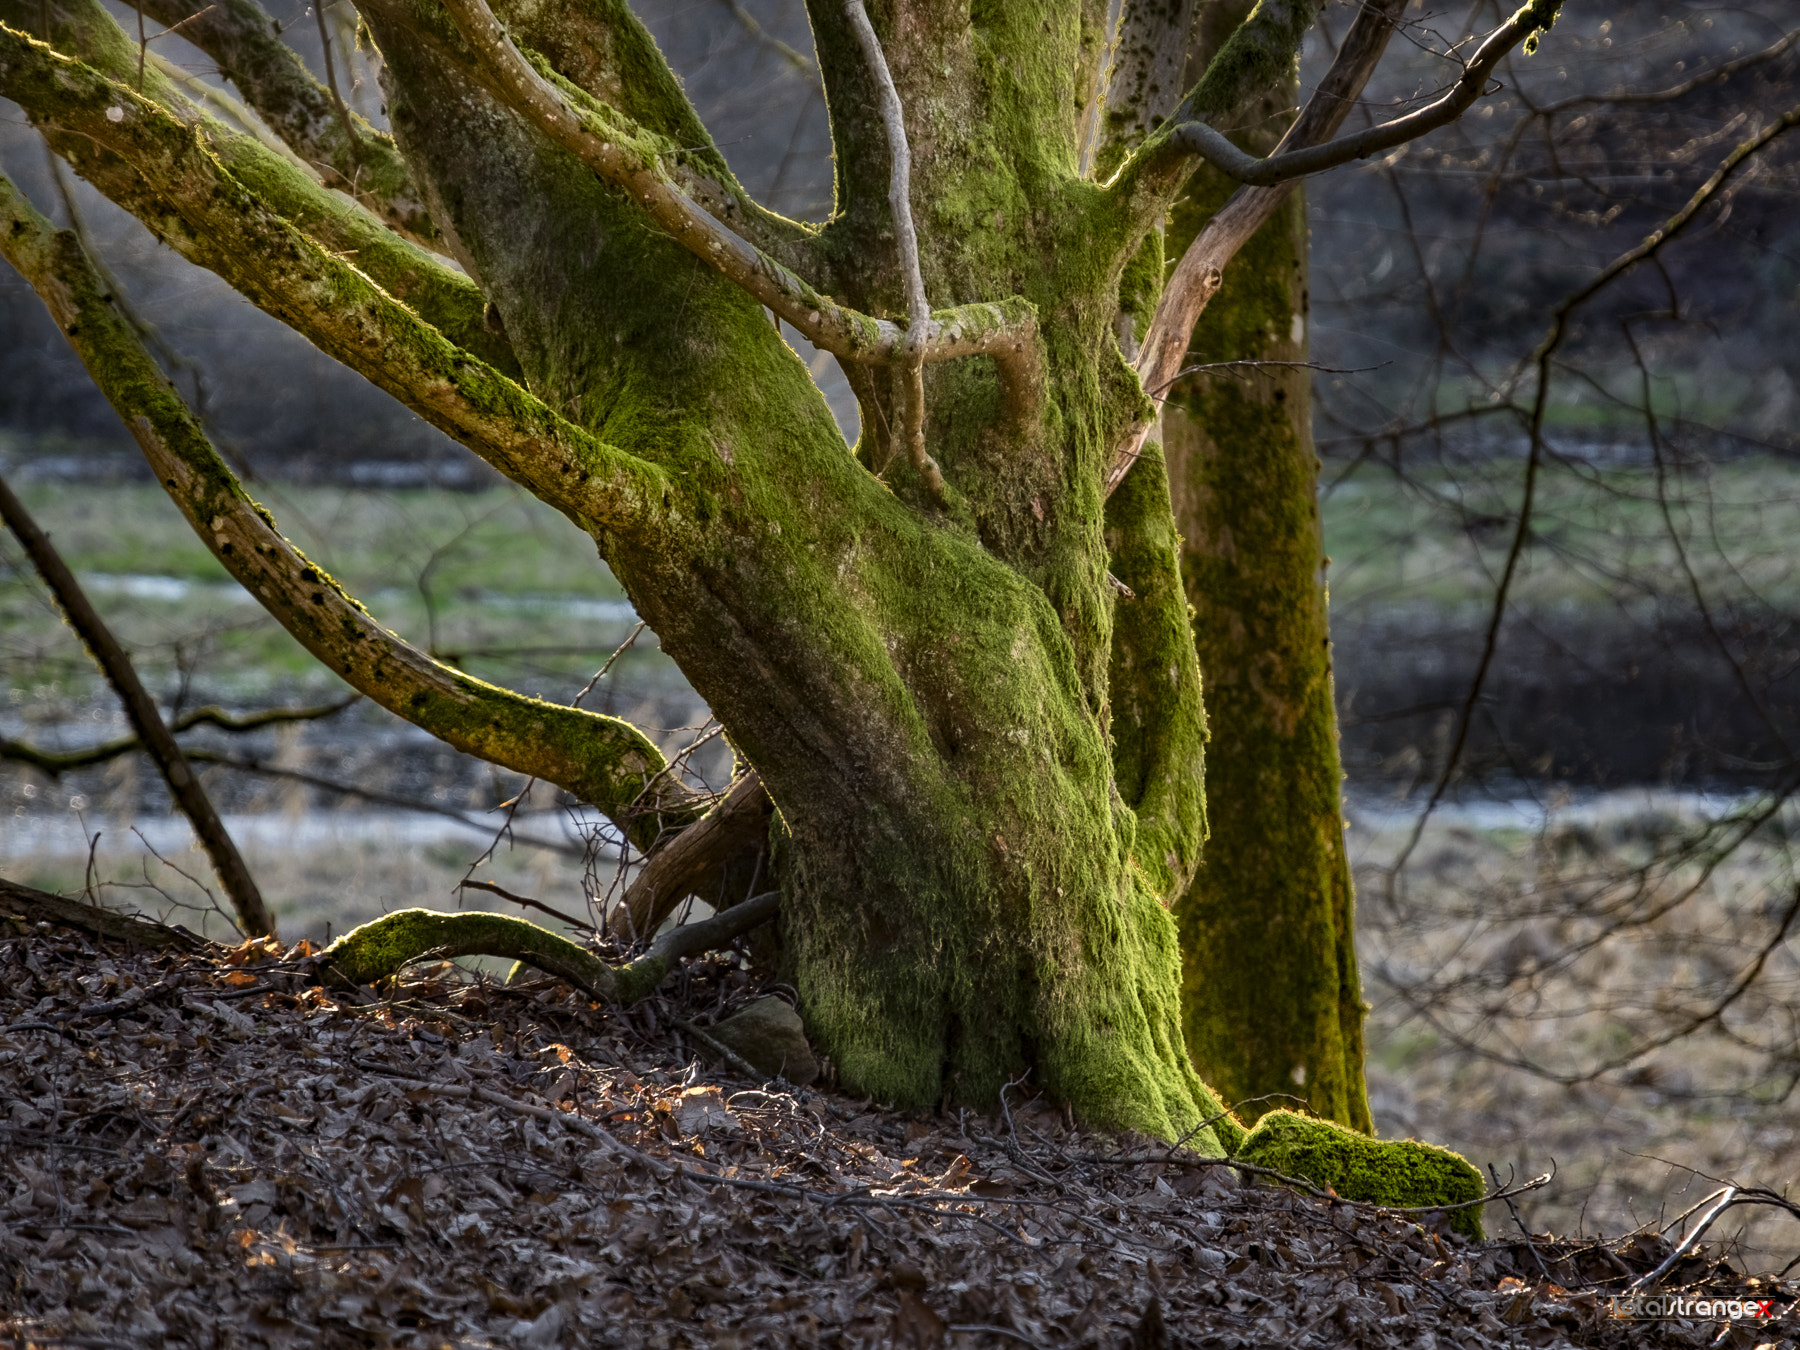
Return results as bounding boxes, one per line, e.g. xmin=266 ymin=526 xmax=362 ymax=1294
xmin=438 ymin=0 xmax=1033 ymax=381
xmin=842 ymin=0 xmax=944 ymax=499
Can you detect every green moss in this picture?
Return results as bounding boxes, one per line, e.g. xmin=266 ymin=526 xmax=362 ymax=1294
xmin=1235 ymin=1109 xmax=1487 ymax=1240
xmin=321 ymin=908 xmax=636 ymax=999
xmin=1105 ymin=441 xmax=1208 ymax=904
xmin=1166 ymin=146 xmax=1371 ymax=1133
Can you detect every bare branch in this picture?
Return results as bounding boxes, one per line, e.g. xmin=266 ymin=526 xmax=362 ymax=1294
xmin=1107 ymin=0 xmax=1408 ymax=493
xmin=0 ymin=695 xmax=359 ymax=775
xmin=0 ymin=467 xmax=275 ymax=940
xmin=842 ymin=0 xmax=943 ymax=500
xmin=610 ymin=770 xmax=773 ymax=939
xmin=1166 ymin=0 xmax=1563 ymax=186
xmin=0 ymin=166 xmax=696 ymax=847
xmin=1382 ymin=100 xmax=1800 ymax=885
xmin=432 ymin=0 xmax=1037 ymax=379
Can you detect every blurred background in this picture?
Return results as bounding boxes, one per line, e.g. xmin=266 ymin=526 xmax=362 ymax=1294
xmin=3 ymin=0 xmax=1799 ymax=1272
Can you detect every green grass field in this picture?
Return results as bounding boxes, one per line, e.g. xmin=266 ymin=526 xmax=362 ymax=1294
xmin=9 ymin=453 xmax=1800 ymax=708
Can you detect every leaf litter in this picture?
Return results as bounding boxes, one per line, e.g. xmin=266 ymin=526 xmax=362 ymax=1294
xmin=0 ymin=917 xmax=1794 ymax=1348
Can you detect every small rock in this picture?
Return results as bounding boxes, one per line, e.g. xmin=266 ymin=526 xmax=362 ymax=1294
xmin=706 ymin=997 xmax=819 ymax=1085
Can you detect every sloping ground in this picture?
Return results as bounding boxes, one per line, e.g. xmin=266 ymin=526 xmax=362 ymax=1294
xmin=0 ymin=904 xmax=1792 ymax=1349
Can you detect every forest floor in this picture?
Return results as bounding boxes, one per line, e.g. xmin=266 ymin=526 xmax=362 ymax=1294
xmin=1 ymin=898 xmax=1794 ymax=1349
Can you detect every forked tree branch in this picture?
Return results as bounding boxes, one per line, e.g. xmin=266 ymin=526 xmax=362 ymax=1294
xmin=1167 ymin=0 xmax=1563 ymax=185
xmin=1105 ymin=0 xmax=1409 ymax=493
xmin=842 ymin=0 xmax=943 ymax=499
xmin=7 ymin=0 xmax=516 ymax=372
xmin=0 ymin=168 xmax=696 ymax=847
xmin=320 ymin=890 xmax=781 ymax=1003
xmin=432 ymin=0 xmax=1038 ymax=379
xmin=116 ymin=0 xmax=436 ymax=242
xmin=0 ymin=27 xmax=664 ymax=537
xmin=0 ymin=468 xmax=275 ymax=939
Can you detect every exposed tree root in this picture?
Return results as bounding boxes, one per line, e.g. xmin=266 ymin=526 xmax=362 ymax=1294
xmin=320 ymin=890 xmax=781 ymax=1003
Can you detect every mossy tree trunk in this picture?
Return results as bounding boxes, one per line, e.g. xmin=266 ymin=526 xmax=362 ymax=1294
xmin=0 ymin=0 xmax=1547 ymax=1139
xmin=1162 ymin=54 xmax=1372 ymax=1132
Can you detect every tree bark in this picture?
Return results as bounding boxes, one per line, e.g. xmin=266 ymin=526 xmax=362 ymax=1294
xmin=1162 ymin=69 xmax=1373 ymax=1131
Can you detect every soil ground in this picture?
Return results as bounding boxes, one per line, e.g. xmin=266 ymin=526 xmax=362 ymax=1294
xmin=1 ymin=899 xmax=1794 ymax=1349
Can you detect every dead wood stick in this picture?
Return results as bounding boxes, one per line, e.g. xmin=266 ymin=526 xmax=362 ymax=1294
xmin=0 ymin=875 xmax=207 ymax=950
xmin=0 ymin=471 xmax=276 ymax=938
xmin=611 ymin=770 xmax=773 ymax=938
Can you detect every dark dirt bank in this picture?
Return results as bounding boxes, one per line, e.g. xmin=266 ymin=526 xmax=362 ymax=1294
xmin=1 ymin=887 xmax=1793 ymax=1348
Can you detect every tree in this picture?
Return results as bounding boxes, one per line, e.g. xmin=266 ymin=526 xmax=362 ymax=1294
xmin=1156 ymin=2 xmax=1375 ymax=1132
xmin=0 ymin=0 xmax=1557 ymax=1165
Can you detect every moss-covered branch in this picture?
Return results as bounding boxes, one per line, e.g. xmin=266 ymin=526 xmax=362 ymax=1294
xmin=321 ymin=890 xmax=781 ymax=1003
xmin=0 ymin=0 xmax=514 ymax=374
xmin=0 ymin=171 xmax=688 ymax=842
xmin=1235 ymin=1110 xmax=1487 ymax=1240
xmin=0 ymin=23 xmax=680 ymax=539
xmin=431 ymin=0 xmax=1038 ymax=379
xmin=124 ymin=0 xmax=434 ymax=243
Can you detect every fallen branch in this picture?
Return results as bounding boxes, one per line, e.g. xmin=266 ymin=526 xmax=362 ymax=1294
xmin=0 ymin=875 xmax=207 ymax=951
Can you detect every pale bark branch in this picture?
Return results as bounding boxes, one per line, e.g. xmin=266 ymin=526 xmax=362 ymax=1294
xmin=0 ymin=467 xmax=275 ymax=940
xmin=0 ymin=167 xmax=694 ymax=846
xmin=1167 ymin=0 xmax=1563 ymax=186
xmin=432 ymin=0 xmax=1037 ymax=379
xmin=842 ymin=0 xmax=942 ymax=500
xmin=1106 ymin=0 xmax=1408 ymax=493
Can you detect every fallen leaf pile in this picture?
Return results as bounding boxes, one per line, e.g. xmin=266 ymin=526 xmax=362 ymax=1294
xmin=1 ymin=916 xmax=1794 ymax=1348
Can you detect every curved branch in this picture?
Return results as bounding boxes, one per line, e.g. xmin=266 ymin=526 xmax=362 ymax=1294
xmin=1167 ymin=0 xmax=1562 ymax=185
xmin=120 ymin=0 xmax=435 ymax=242
xmin=433 ymin=0 xmax=1037 ymax=377
xmin=0 ymin=167 xmax=692 ymax=844
xmin=842 ymin=0 xmax=942 ymax=499
xmin=320 ymin=890 xmax=781 ymax=1002
xmin=0 ymin=26 xmax=668 ymax=538
xmin=1106 ymin=0 xmax=1407 ymax=493
xmin=5 ymin=0 xmax=516 ymax=373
